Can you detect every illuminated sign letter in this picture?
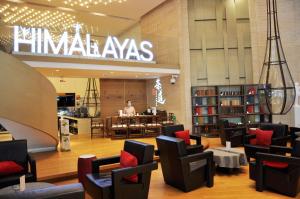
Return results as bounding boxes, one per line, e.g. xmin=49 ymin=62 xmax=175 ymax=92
xmin=44 ymin=29 xmax=68 ymax=54
xmin=69 ymin=25 xmax=86 ymax=56
xmin=14 ymin=26 xmax=36 ymax=53
xmin=125 ymin=39 xmax=140 ymax=61
xmin=37 ymin=28 xmax=42 ymax=53
xmin=113 ymin=37 xmax=129 ymax=59
xmin=102 ymin=36 xmax=118 ymax=59
xmin=140 ymin=41 xmax=154 ymax=62
xmin=154 ymin=78 xmax=166 ymax=106
xmin=86 ymin=34 xmax=101 ymax=57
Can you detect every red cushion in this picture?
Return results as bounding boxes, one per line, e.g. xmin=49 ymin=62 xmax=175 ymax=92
xmin=120 ymin=150 xmax=138 ymax=183
xmin=175 ymin=130 xmax=191 ymax=145
xmin=263 ymin=161 xmax=289 ymax=169
xmin=0 ymin=161 xmax=24 ymax=176
xmin=248 ymin=128 xmax=257 ymax=145
xmin=256 ymin=129 xmax=273 ymax=146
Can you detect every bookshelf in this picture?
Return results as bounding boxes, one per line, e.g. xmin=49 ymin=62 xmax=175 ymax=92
xmin=191 ymin=84 xmax=272 ymax=137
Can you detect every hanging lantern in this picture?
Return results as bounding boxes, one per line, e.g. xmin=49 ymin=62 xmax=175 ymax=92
xmin=258 ymin=0 xmax=295 ymax=115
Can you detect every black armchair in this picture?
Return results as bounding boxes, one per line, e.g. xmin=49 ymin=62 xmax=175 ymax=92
xmin=250 ymin=138 xmax=300 ymax=197
xmin=0 ymin=140 xmax=36 ymax=189
xmin=156 ymin=135 xmax=214 ymax=192
xmin=244 ymin=123 xmax=289 ymax=161
xmin=85 ymin=140 xmax=158 ymax=199
xmin=161 ymin=124 xmax=203 ymax=154
xmin=290 ymin=127 xmax=300 ymax=147
xmin=218 ymin=120 xmax=245 ymax=147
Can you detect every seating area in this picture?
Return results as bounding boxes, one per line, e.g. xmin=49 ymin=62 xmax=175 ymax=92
xmin=2 ymin=122 xmax=300 ymax=198
xmin=1 ymin=0 xmax=300 ymax=198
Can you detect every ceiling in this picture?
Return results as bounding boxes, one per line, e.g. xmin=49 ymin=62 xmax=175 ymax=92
xmin=0 ymin=0 xmax=166 ymax=51
xmin=36 ymin=67 xmax=169 ymax=79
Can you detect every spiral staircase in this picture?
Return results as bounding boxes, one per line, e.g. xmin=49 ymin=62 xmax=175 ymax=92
xmin=0 ymin=51 xmax=58 ymax=152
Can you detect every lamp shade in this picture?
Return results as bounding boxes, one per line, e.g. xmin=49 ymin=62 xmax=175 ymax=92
xmin=258 ymin=0 xmax=295 ymax=115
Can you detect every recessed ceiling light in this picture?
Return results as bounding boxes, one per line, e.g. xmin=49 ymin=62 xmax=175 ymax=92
xmin=6 ymin=0 xmax=24 ymax=3
xmin=55 ymin=69 xmax=60 ymax=72
xmin=91 ymin=12 xmax=107 ymax=17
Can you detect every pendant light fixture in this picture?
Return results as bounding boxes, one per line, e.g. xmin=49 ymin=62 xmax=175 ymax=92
xmin=258 ymin=0 xmax=295 ymax=115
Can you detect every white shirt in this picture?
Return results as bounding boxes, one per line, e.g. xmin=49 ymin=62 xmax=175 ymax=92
xmin=124 ymin=106 xmax=136 ymax=116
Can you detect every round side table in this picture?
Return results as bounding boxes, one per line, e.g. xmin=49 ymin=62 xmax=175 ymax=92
xmin=77 ymin=154 xmax=96 ymax=187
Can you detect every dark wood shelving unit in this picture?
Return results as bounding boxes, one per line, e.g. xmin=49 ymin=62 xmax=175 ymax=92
xmin=191 ymin=84 xmax=272 ymax=137
xmin=193 ymin=105 xmax=218 ymax=107
xmin=192 ymin=95 xmax=218 ymax=98
xmin=193 ymin=114 xmax=219 ymax=117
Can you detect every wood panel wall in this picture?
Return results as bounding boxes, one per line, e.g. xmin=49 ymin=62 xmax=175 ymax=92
xmin=100 ymin=79 xmax=147 ymax=119
xmin=140 ymin=0 xmax=179 ymax=65
xmin=188 ymin=0 xmax=253 ymax=86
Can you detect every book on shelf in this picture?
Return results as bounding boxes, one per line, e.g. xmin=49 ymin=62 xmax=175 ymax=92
xmin=246 ymin=105 xmax=254 ymax=113
xmin=208 ymin=107 xmax=213 ymax=115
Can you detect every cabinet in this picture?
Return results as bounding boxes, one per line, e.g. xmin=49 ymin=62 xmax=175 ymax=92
xmin=58 ymin=116 xmax=91 ymax=135
xmin=191 ymin=84 xmax=272 ymax=137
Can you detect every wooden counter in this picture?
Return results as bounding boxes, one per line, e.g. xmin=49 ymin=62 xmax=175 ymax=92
xmin=107 ymin=115 xmax=166 ymax=139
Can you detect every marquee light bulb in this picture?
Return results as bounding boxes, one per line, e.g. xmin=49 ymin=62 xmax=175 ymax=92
xmin=0 ymin=4 xmax=82 ymax=30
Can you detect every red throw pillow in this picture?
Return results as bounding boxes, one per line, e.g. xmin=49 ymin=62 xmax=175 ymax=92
xmin=256 ymin=129 xmax=273 ymax=146
xmin=248 ymin=128 xmax=257 ymax=145
xmin=120 ymin=150 xmax=138 ymax=183
xmin=175 ymin=130 xmax=191 ymax=145
xmin=263 ymin=161 xmax=289 ymax=169
xmin=0 ymin=161 xmax=24 ymax=176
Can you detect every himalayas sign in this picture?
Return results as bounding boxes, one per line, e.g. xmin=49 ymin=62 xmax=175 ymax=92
xmin=13 ymin=24 xmax=154 ymax=63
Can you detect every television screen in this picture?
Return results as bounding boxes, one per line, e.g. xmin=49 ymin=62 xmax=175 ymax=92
xmin=57 ymin=93 xmax=75 ymax=107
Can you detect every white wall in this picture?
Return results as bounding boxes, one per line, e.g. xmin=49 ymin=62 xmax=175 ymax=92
xmin=47 ymin=77 xmax=101 ymax=116
xmin=47 ymin=77 xmax=100 ymax=99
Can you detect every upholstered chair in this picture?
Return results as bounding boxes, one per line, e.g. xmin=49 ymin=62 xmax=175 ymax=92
xmin=161 ymin=124 xmax=203 ymax=154
xmin=156 ymin=135 xmax=214 ymax=192
xmin=85 ymin=140 xmax=157 ymax=199
xmin=0 ymin=140 xmax=36 ymax=188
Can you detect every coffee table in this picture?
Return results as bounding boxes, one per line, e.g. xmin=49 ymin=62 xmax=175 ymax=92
xmin=205 ymin=147 xmax=248 ymax=169
xmin=0 ymin=182 xmax=54 ymax=194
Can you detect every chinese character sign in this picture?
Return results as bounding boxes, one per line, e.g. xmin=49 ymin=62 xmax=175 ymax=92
xmin=154 ymin=79 xmax=166 ymax=106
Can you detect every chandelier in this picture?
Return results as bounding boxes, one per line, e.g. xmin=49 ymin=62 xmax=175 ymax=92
xmin=258 ymin=0 xmax=295 ymax=115
xmin=47 ymin=0 xmax=127 ymax=8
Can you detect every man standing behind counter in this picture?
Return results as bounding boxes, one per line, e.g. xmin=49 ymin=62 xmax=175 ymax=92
xmin=124 ymin=100 xmax=136 ymax=116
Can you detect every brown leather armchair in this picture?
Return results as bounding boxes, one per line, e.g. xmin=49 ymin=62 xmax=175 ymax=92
xmin=0 ymin=140 xmax=36 ymax=188
xmin=161 ymin=124 xmax=203 ymax=154
xmin=250 ymin=138 xmax=300 ymax=197
xmin=156 ymin=135 xmax=214 ymax=192
xmin=85 ymin=140 xmax=158 ymax=199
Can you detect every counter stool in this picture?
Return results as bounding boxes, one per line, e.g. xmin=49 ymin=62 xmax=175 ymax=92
xmin=77 ymin=154 xmax=96 ymax=188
